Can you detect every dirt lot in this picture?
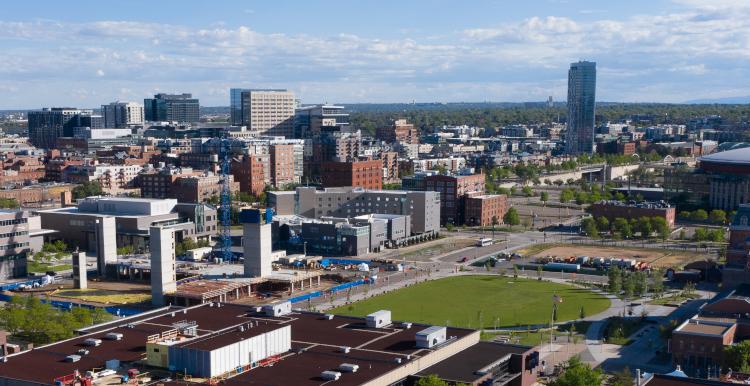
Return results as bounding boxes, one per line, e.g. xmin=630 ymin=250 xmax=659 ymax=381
xmin=528 ymin=244 xmax=707 ymax=268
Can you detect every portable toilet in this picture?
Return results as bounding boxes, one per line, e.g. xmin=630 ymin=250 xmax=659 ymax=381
xmin=366 ymin=310 xmax=391 ymax=328
xmin=415 ymin=326 xmax=447 ymax=349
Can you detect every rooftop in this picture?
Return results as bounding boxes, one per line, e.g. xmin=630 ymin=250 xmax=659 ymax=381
xmin=0 ymin=303 xmax=478 ymax=386
xmin=699 ymin=147 xmax=750 ymax=165
xmin=416 ymin=341 xmax=532 ymax=384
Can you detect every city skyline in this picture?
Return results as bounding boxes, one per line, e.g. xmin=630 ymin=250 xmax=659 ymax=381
xmin=2 ymin=0 xmax=750 ymax=108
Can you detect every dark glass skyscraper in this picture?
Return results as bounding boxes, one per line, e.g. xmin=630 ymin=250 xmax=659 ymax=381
xmin=143 ymin=93 xmax=199 ymax=123
xmin=565 ymin=61 xmax=596 ymax=155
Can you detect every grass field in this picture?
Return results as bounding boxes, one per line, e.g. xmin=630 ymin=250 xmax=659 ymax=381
xmin=27 ymin=261 xmax=72 ymax=273
xmin=54 ymin=289 xmax=151 ymax=304
xmin=331 ymin=276 xmax=610 ymax=329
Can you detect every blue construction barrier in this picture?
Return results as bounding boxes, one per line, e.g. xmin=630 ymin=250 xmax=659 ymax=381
xmin=288 ymin=279 xmax=370 ymax=304
xmin=319 ymin=258 xmax=371 ymax=267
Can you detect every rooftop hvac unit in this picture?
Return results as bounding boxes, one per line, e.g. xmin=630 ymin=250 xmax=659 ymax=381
xmin=65 ymin=355 xmax=82 ymax=363
xmin=324 ymin=314 xmax=334 ymax=320
xmin=401 ymin=322 xmax=412 ymax=329
xmin=321 ymin=371 xmax=341 ymax=381
xmin=83 ymin=338 xmax=102 ymax=347
xmin=338 ymin=363 xmax=359 ymax=373
xmin=394 ymin=357 xmax=402 ymax=364
xmin=415 ymin=326 xmax=447 ymax=349
xmin=340 ymin=346 xmax=351 ymax=354
xmin=366 ymin=310 xmax=391 ymax=328
xmin=105 ymin=332 xmax=123 ymax=341
xmin=77 ymin=349 xmax=90 ymax=356
xmin=262 ymin=301 xmax=292 ymax=317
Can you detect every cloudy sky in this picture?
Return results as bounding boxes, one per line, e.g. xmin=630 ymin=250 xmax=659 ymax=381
xmin=1 ymin=0 xmax=749 ymax=108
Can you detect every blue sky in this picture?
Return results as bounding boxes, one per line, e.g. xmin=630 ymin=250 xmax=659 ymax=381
xmin=1 ymin=0 xmax=748 ymax=108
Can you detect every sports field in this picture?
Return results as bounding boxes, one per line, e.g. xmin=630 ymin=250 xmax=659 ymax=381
xmin=331 ymin=276 xmax=610 ymax=329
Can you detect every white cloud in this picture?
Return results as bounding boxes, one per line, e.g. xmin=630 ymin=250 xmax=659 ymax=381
xmin=0 ymin=1 xmax=749 ymax=106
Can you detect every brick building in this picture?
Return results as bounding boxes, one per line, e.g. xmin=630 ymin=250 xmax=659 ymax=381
xmin=590 ymin=200 xmax=676 ymax=228
xmin=465 ymin=194 xmax=509 ymax=226
xmin=269 ymin=144 xmax=296 ymax=188
xmin=722 ymin=205 xmax=750 ymax=287
xmin=172 ymin=174 xmax=237 ymax=203
xmin=321 ymin=159 xmax=383 ymax=190
xmin=232 ymin=155 xmax=268 ymax=197
xmin=670 ymin=285 xmax=750 ymax=376
xmin=424 ymin=173 xmax=485 ymax=225
xmin=376 ymin=119 xmax=419 ymax=144
xmin=379 ymin=151 xmax=399 ymax=184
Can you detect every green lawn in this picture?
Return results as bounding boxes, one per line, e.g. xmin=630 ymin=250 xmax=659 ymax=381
xmin=28 ymin=261 xmax=72 ymax=273
xmin=331 ymin=276 xmax=610 ymax=329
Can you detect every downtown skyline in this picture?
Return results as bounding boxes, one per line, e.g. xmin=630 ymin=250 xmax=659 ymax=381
xmin=1 ymin=0 xmax=750 ymax=108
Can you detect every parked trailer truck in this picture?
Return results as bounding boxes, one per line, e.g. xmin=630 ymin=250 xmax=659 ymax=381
xmin=544 ymin=262 xmax=581 ymax=272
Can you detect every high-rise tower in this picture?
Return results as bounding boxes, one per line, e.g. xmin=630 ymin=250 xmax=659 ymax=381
xmin=565 ymin=61 xmax=596 ymax=155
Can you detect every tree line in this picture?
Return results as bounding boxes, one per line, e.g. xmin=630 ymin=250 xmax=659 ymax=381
xmin=581 ymin=216 xmax=670 ymax=240
xmin=0 ymin=295 xmax=111 ymax=345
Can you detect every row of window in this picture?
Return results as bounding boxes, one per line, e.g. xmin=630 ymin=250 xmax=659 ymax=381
xmin=0 ymin=218 xmax=28 ymax=226
xmin=0 ymin=242 xmax=28 ymax=251
xmin=0 ymin=231 xmax=28 ymax=239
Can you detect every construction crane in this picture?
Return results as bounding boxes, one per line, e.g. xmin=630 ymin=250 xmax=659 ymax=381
xmin=218 ymin=136 xmax=234 ymax=262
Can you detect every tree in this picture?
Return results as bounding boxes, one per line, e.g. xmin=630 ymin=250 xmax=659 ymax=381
xmin=650 ymin=217 xmax=670 ymax=240
xmin=678 ymin=211 xmax=691 ymax=220
xmin=0 ymin=198 xmax=19 ymax=209
xmin=537 ymin=265 xmax=543 ymax=281
xmin=623 ymin=274 xmax=635 ymax=299
xmin=581 ymin=217 xmax=598 ymax=238
xmin=540 ymin=191 xmax=549 ymax=206
xmin=692 ymin=228 xmax=709 ymax=242
xmin=549 ymin=356 xmax=603 ymax=386
xmin=636 ymin=217 xmax=652 ymax=238
xmin=710 ymin=228 xmax=726 ymax=243
xmin=503 ymin=207 xmax=520 ymax=228
xmin=608 ymin=267 xmax=622 ymax=295
xmin=651 ymin=269 xmax=664 ymax=298
xmin=613 ymin=218 xmax=632 ymax=239
xmin=72 ymin=181 xmax=102 ymax=199
xmin=690 ymin=209 xmax=708 ymax=222
xmin=414 ymin=374 xmax=468 ymax=386
xmin=709 ymin=209 xmax=727 ymax=225
xmin=609 ymin=367 xmax=635 ymax=386
xmin=522 ymin=186 xmax=533 ymax=197
xmin=724 ymin=340 xmax=750 ymax=373
xmin=579 ymin=306 xmax=586 ymax=320
xmin=596 ymin=217 xmax=610 ymax=234
xmin=560 ymin=189 xmax=574 ymax=204
xmin=575 ymin=191 xmax=589 ymax=205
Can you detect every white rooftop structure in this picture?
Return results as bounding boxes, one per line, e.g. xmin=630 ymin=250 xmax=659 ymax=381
xmin=77 ymin=196 xmax=178 ymax=216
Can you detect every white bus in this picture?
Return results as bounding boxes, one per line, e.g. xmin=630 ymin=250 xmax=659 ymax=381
xmin=476 ymin=238 xmax=493 ymax=247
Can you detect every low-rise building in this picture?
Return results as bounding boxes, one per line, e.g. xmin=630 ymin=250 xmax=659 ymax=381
xmin=320 ymin=159 xmax=383 ymax=190
xmin=590 ymin=200 xmax=676 ymax=228
xmin=37 ymin=197 xmax=217 ymax=254
xmin=464 ymin=194 xmax=509 ymax=227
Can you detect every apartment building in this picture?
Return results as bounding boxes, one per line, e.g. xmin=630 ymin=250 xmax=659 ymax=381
xmin=321 ymin=159 xmax=383 ymax=190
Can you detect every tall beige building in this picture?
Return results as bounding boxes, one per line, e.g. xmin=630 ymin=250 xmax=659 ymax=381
xmin=232 ymin=89 xmax=296 ymax=137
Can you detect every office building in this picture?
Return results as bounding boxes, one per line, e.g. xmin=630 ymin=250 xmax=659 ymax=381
xmin=321 ymin=159 xmax=383 ymax=190
xmin=269 ymin=143 xmax=298 ymax=187
xmin=230 ymin=89 xmax=295 ymax=136
xmin=294 ymin=104 xmax=349 ymax=138
xmin=422 ymin=172 xmax=486 ymax=225
xmin=0 ymin=210 xmax=32 ymax=279
xmin=270 ymin=186 xmax=440 ymax=235
xmin=565 ymin=61 xmax=596 ymax=155
xmin=37 ymin=197 xmax=217 ymax=254
xmin=144 ymin=93 xmax=200 ymax=123
xmin=465 ymin=194 xmax=509 ymax=227
xmin=27 ymin=108 xmax=94 ymax=148
xmin=231 ymin=154 xmax=268 ymax=197
xmin=101 ymin=101 xmax=144 ymax=127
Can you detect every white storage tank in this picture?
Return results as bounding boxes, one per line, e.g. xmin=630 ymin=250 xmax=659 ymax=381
xmin=321 ymin=371 xmax=341 ymax=381
xmin=415 ymin=326 xmax=447 ymax=349
xmin=263 ymin=301 xmax=292 ymax=317
xmin=83 ymin=338 xmax=102 ymax=347
xmin=338 ymin=363 xmax=359 ymax=373
xmin=105 ymin=332 xmax=123 ymax=340
xmin=366 ymin=310 xmax=391 ymax=328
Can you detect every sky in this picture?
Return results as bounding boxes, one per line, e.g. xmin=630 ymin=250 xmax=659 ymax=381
xmin=1 ymin=0 xmax=749 ymax=108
